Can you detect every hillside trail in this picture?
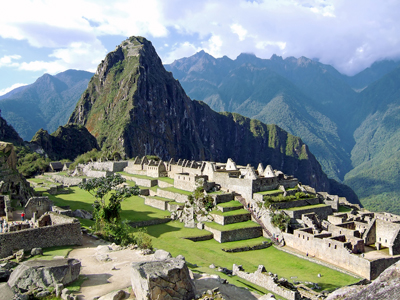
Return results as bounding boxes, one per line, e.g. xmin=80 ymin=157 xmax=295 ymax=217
xmin=67 ymin=235 xmax=261 ymax=299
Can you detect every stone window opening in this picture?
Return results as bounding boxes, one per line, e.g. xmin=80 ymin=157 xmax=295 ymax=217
xmin=334 ymin=245 xmax=337 ymax=249
xmin=328 ymin=243 xmax=331 ymax=247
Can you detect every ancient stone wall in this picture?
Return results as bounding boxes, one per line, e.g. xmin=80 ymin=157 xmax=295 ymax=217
xmin=51 ymin=174 xmax=85 ymax=186
xmin=144 ymin=196 xmax=169 ymax=210
xmin=156 ymin=188 xmax=189 ymax=203
xmin=158 ymin=180 xmax=173 ymax=188
xmin=173 ymin=173 xmax=197 ymax=191
xmin=127 ymin=176 xmax=157 ymax=188
xmin=375 ymin=219 xmax=400 ymax=252
xmin=85 ymin=170 xmax=112 ymax=178
xmin=283 ymin=205 xmax=333 ymax=220
xmin=273 ymin=198 xmax=320 ymax=210
xmin=327 ymin=223 xmax=361 ymax=238
xmin=0 ymin=214 xmax=82 ymax=258
xmin=212 ymin=212 xmax=251 ymax=225
xmin=232 ymin=264 xmax=301 ymax=300
xmin=204 ymin=225 xmax=262 ymax=243
xmin=211 ymin=172 xmax=254 ymax=202
xmin=283 ymin=230 xmax=372 ymax=279
xmin=211 ymin=193 xmax=234 ymax=204
xmin=24 ymin=197 xmax=53 ymax=219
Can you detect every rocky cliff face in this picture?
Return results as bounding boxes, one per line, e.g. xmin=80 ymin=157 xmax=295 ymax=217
xmin=68 ymin=36 xmax=335 ymax=193
xmin=0 ymin=115 xmax=23 ymax=145
xmin=0 ymin=142 xmax=33 ymax=202
xmin=30 ymin=124 xmax=99 ymax=161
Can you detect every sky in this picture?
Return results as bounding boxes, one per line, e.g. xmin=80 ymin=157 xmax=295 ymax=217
xmin=1 ymin=0 xmax=400 ymax=95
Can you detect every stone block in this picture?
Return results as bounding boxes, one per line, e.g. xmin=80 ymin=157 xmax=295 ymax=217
xmin=131 ymin=258 xmax=196 ymax=300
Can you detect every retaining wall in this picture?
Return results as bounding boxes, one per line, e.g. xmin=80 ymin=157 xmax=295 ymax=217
xmin=0 ymin=214 xmax=82 ymax=258
xmin=204 ymin=225 xmax=262 ymax=243
xmin=156 ymin=189 xmax=189 ymax=203
xmin=212 ymin=212 xmax=251 ymax=225
xmin=144 ymin=197 xmax=170 ymax=211
xmin=232 ymin=264 xmax=301 ymax=300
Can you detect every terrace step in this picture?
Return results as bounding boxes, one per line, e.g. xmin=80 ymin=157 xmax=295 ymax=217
xmin=204 ymin=221 xmax=263 ymax=243
xmin=210 ymin=209 xmax=251 ymax=225
xmin=216 ymin=200 xmax=244 ymax=212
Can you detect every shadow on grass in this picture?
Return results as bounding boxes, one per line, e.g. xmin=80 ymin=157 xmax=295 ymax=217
xmin=237 ymin=279 xmax=267 ymax=295
xmin=133 ymin=222 xmax=181 ymax=238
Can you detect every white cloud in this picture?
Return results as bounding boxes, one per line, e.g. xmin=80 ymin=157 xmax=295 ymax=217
xmin=0 ymin=55 xmax=22 ymax=67
xmin=0 ymin=83 xmax=28 ymax=96
xmin=231 ymin=24 xmax=248 ymax=41
xmin=203 ymin=35 xmax=223 ymax=58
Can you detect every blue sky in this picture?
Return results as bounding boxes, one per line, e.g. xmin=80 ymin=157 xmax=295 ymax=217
xmin=1 ymin=0 xmax=400 ymax=95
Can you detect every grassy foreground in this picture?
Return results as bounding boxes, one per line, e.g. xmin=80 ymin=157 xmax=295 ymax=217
xmin=44 ymin=186 xmax=359 ymax=294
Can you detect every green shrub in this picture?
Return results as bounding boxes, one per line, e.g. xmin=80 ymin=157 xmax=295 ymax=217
xmin=135 ymin=228 xmax=153 ymax=250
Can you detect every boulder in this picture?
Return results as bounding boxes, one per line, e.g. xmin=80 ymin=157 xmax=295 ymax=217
xmin=0 ymin=267 xmax=11 ymax=282
xmin=8 ymin=259 xmax=81 ymax=293
xmin=0 ymin=282 xmax=15 ymax=299
xmin=72 ymin=209 xmax=93 ymax=220
xmin=131 ymin=258 xmax=196 ymax=300
xmin=31 ymin=248 xmax=43 ymax=256
xmin=153 ymin=249 xmax=172 ymax=261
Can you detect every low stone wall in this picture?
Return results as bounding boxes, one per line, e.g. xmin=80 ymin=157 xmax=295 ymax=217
xmin=0 ymin=215 xmax=82 ymax=258
xmin=284 ymin=205 xmax=333 ymax=220
xmin=212 ymin=212 xmax=251 ymax=225
xmin=167 ymin=202 xmax=184 ymax=212
xmin=232 ymin=264 xmax=301 ymax=300
xmin=144 ymin=197 xmax=170 ymax=211
xmin=274 ymin=198 xmax=320 ymax=210
xmin=204 ymin=225 xmax=262 ymax=243
xmin=156 ymin=189 xmax=189 ymax=203
xmin=51 ymin=175 xmax=85 ymax=186
xmin=222 ymin=242 xmax=272 ymax=252
xmin=85 ymin=170 xmax=112 ymax=178
xmin=130 ymin=177 xmax=158 ymax=188
xmin=212 ymin=193 xmax=234 ymax=204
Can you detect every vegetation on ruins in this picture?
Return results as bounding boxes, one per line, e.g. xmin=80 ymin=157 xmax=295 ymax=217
xmin=69 ymin=148 xmax=122 ymax=170
xmin=188 ymin=186 xmax=215 ymax=212
xmin=269 ymin=211 xmax=290 ymax=231
xmin=263 ymin=191 xmax=312 ymax=209
xmin=78 ymin=174 xmax=140 ymax=245
xmin=16 ymin=146 xmax=50 ymax=177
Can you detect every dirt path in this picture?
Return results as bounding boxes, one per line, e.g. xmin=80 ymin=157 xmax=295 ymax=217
xmin=68 ymin=235 xmax=261 ymax=300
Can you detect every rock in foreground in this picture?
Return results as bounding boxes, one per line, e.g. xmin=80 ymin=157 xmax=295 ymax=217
xmin=8 ymin=258 xmax=81 ymax=293
xmin=326 ymin=260 xmax=400 ymax=300
xmin=131 ymin=257 xmax=196 ymax=300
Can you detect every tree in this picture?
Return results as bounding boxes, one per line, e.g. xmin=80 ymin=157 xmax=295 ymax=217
xmin=270 ymin=211 xmax=290 ymax=232
xmin=78 ymin=174 xmax=139 ymax=231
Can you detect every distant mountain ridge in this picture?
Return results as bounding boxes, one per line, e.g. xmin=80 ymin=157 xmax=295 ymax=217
xmin=0 ymin=69 xmax=94 ymax=141
xmin=165 ymin=51 xmax=400 ymax=213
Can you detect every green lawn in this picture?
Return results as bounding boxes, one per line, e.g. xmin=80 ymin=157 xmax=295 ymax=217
xmin=43 ymin=184 xmax=359 ymax=294
xmin=144 ymin=221 xmax=359 ymax=292
xmin=157 ymin=177 xmax=174 ymax=184
xmin=205 ymin=220 xmax=261 ymax=231
xmin=285 ymin=204 xmax=328 ymax=211
xmin=256 ymin=189 xmax=284 ymax=195
xmin=338 ymin=206 xmax=352 ymax=213
xmin=217 ymin=201 xmax=243 ymax=208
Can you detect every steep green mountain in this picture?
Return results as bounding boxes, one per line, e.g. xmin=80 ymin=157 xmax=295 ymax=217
xmin=165 ymin=52 xmax=354 ymax=181
xmin=0 ymin=70 xmax=93 ymax=141
xmin=342 ymin=60 xmax=400 ymax=90
xmin=30 ymin=124 xmax=99 ymax=161
xmin=0 ymin=114 xmax=24 ymax=145
xmin=68 ymin=36 xmax=344 ymax=197
xmin=344 ymin=66 xmax=400 ymax=213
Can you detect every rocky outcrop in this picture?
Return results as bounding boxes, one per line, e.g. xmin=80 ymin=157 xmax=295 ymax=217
xmin=131 ymin=257 xmax=196 ymax=300
xmin=7 ymin=258 xmax=81 ymax=293
xmin=0 ymin=115 xmax=23 ymax=145
xmin=30 ymin=124 xmax=99 ymax=161
xmin=68 ymin=36 xmax=332 ymax=193
xmin=0 ymin=142 xmax=34 ymax=202
xmin=326 ymin=260 xmax=400 ymax=300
